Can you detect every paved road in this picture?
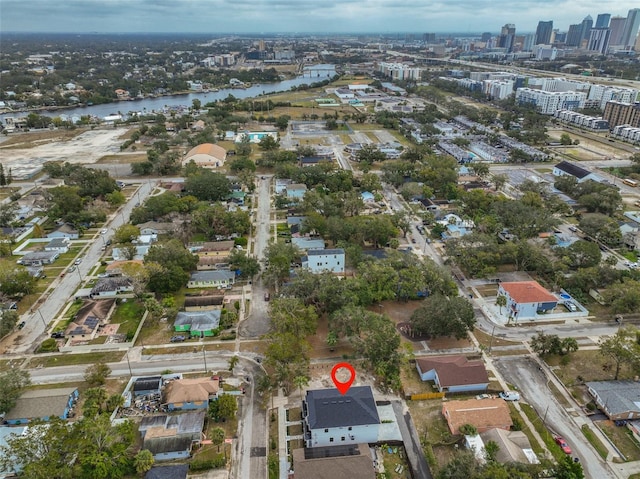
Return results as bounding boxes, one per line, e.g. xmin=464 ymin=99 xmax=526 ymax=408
xmin=7 ymin=180 xmax=155 ymax=354
xmin=239 ymin=176 xmax=271 ymax=339
xmin=494 ymin=357 xmax=615 ymax=479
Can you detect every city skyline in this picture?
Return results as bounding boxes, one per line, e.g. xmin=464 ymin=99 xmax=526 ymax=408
xmin=1 ymin=0 xmax=639 ymax=35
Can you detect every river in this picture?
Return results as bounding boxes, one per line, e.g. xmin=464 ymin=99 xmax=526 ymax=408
xmin=1 ymin=64 xmax=336 ymax=122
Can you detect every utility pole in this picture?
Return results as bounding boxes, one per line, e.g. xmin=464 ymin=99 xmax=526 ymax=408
xmin=202 ymin=346 xmax=208 ymax=373
xmin=126 ymin=351 xmax=133 ymax=377
xmin=488 ymin=324 xmax=496 ymax=354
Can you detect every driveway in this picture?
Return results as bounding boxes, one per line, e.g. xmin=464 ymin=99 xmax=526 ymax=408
xmin=494 ymin=357 xmax=615 ymax=479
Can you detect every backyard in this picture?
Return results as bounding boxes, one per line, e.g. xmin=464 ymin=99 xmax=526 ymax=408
xmin=110 ymin=299 xmax=146 ymax=340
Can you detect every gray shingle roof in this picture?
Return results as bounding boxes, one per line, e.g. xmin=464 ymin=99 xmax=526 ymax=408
xmin=145 ymin=465 xmax=189 ymax=479
xmin=4 ymin=387 xmax=77 ymax=421
xmin=305 ymin=386 xmax=380 ymax=429
xmin=587 ymin=381 xmax=640 ymax=416
xmin=555 ymin=161 xmax=591 ymax=179
xmin=307 ymin=248 xmax=344 ymax=256
xmin=189 ymin=270 xmax=235 ymax=282
xmin=174 ymin=310 xmax=221 ymax=331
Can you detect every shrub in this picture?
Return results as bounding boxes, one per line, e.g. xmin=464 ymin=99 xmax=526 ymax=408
xmin=37 ymin=338 xmax=59 ymax=353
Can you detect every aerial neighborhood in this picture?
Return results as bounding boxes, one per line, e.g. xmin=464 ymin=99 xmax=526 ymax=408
xmin=3 ymin=8 xmax=640 ymax=479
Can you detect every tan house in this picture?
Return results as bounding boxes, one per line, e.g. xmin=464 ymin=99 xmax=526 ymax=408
xmin=164 ymin=377 xmax=220 ymax=411
xmin=291 ymin=444 xmax=376 ymax=479
xmin=442 ymin=398 xmax=512 ymax=434
xmin=65 ymin=299 xmax=115 ymax=341
xmin=182 ymin=143 xmax=227 ymax=169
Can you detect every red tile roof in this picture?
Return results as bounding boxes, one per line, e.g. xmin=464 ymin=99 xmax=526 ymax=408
xmin=500 ymin=281 xmax=557 ymax=304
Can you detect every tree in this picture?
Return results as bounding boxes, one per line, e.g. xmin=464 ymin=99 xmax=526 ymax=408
xmin=211 ymin=427 xmax=225 ymax=447
xmin=599 ymin=327 xmax=640 ymax=380
xmin=84 ymin=362 xmax=111 ymax=388
xmin=293 ymin=375 xmax=309 ymax=398
xmin=0 ymin=309 xmax=19 ymax=337
xmin=0 ymin=260 xmax=37 ymax=298
xmin=459 ymin=424 xmax=478 ymax=436
xmin=269 ymin=297 xmax=318 ymax=337
xmin=496 ymin=295 xmax=507 ymax=314
xmin=82 ymin=387 xmax=108 ymax=417
xmin=566 ymin=240 xmax=601 ymax=268
xmin=554 ymin=455 xmax=584 ymax=479
xmin=258 ymin=135 xmax=279 ymax=151
xmin=184 ymin=170 xmax=231 ymax=201
xmin=0 ymin=369 xmax=30 ymax=415
xmin=410 ymin=294 xmax=476 ymax=339
xmin=228 ymin=249 xmax=261 ymax=279
xmin=0 ymin=203 xmax=18 ymax=227
xmin=326 ymin=331 xmax=338 ymax=351
xmin=236 ymin=135 xmax=252 ymax=156
xmin=217 ymin=394 xmax=238 ymax=421
xmin=484 ymin=440 xmax=500 ymax=462
xmin=113 ymin=224 xmax=140 ymax=244
xmin=228 ymin=355 xmax=239 ymax=371
xmin=134 ymin=449 xmax=154 ymax=475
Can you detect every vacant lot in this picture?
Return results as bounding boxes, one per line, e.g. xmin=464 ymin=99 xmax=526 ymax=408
xmin=0 ymin=128 xmax=84 ymax=149
xmin=597 ymin=420 xmax=640 ymax=462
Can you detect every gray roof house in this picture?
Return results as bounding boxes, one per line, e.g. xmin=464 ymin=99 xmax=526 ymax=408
xmin=145 ymin=465 xmax=189 ymax=479
xmin=174 ymin=310 xmax=221 ymax=336
xmin=46 ymin=224 xmax=79 ymax=239
xmin=90 ymin=277 xmax=133 ymax=298
xmin=3 ymin=387 xmax=78 ymax=425
xmin=133 ymin=376 xmax=163 ymax=397
xmin=553 ymin=161 xmax=602 ymax=183
xmin=44 ymin=237 xmax=70 ymax=253
xmin=587 ymin=381 xmax=640 ymax=420
xmin=187 ymin=270 xmax=235 ymax=289
xmin=303 ymin=386 xmax=380 ymax=448
xmin=137 ymin=221 xmax=175 ymax=235
xmin=19 ymin=251 xmax=59 ymax=266
xmin=140 ymin=411 xmax=206 ymax=461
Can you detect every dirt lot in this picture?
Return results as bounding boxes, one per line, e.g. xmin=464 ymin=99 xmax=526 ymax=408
xmin=0 ymin=128 xmax=85 ymax=149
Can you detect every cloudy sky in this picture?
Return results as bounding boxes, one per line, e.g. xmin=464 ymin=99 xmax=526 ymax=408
xmin=1 ymin=0 xmax=638 ymax=34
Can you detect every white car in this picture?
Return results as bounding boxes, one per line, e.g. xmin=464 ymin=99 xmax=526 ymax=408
xmin=499 ymin=391 xmax=521 ymax=401
xmin=100 ymin=228 xmax=108 ymax=234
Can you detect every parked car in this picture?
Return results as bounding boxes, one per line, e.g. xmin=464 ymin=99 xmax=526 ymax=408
xmin=170 ymin=335 xmax=186 ymax=343
xmin=51 ymin=331 xmax=65 ymax=339
xmin=74 ymin=258 xmax=82 ymax=265
xmin=564 ymin=302 xmax=577 ymax=312
xmin=100 ymin=228 xmax=108 ymax=235
xmin=68 ymin=266 xmax=76 ymax=273
xmin=554 ymin=436 xmax=572 ymax=454
xmin=17 ymin=321 xmax=26 ymax=329
xmin=499 ymin=391 xmax=520 ymax=401
xmin=264 ymin=292 xmax=270 ymax=301
xmin=568 ymin=226 xmax=578 ymax=232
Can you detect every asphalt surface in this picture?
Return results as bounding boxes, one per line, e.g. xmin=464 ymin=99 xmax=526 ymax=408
xmin=493 ymin=357 xmax=615 ymax=479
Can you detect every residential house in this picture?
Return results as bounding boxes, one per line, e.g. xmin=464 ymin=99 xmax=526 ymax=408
xmin=586 ymin=381 xmax=640 ymax=420
xmin=44 ymin=237 xmax=70 ymax=253
xmin=442 ymin=398 xmax=512 ymax=434
xmin=90 ymin=277 xmax=133 ymax=298
xmin=553 ymin=161 xmax=602 ymax=183
xmin=174 ymin=310 xmax=221 ymax=337
xmin=302 ymin=248 xmax=345 ymax=274
xmin=19 ymin=251 xmax=59 ymax=266
xmin=291 ymin=444 xmax=376 ymax=479
xmin=275 ymin=179 xmax=292 ymax=194
xmin=182 ymin=143 xmax=227 ymax=169
xmin=187 ymin=270 xmax=236 ymax=289
xmin=299 ymin=156 xmax=334 ymax=167
xmin=164 ymin=377 xmax=220 ymax=411
xmin=26 ymin=266 xmax=44 ymax=278
xmin=438 ymin=214 xmax=475 ymax=240
xmin=291 ymin=237 xmax=325 ymax=251
xmin=479 ymin=428 xmax=540 ymax=464
xmin=415 ymin=355 xmax=490 ymax=393
xmin=302 ymin=386 xmax=380 ymax=448
xmin=139 ymin=411 xmax=205 ymax=461
xmin=137 ymin=221 xmax=175 ymax=236
xmin=46 ymin=224 xmax=79 ymax=239
xmin=145 ymin=465 xmax=189 ymax=479
xmin=193 ymin=241 xmax=235 ymax=270
xmin=3 ymin=387 xmax=78 ymax=425
xmin=64 ymin=299 xmax=115 ymax=341
xmin=183 ymin=295 xmax=224 ymax=311
xmin=286 ymin=183 xmax=308 ymax=199
xmin=497 ymin=281 xmax=559 ymax=320
xmin=135 ymin=234 xmax=157 ymax=245
xmin=133 ymin=376 xmax=163 ymax=398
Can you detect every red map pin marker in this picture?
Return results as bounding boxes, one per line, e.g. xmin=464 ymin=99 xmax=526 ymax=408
xmin=331 ymin=362 xmax=356 ymax=395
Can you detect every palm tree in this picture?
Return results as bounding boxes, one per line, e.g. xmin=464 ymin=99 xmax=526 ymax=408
xmin=228 ymin=355 xmax=239 ymax=372
xmin=496 ymin=295 xmax=507 ymax=314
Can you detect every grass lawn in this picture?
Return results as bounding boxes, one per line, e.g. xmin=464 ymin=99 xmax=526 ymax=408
xmin=96 ymin=153 xmax=148 ymax=164
xmin=26 ymin=351 xmax=124 ymax=368
xmin=0 ymin=187 xmax=20 ymax=200
xmin=400 ymin=363 xmax=436 ymax=398
xmin=110 ymin=300 xmax=146 ymax=339
xmin=581 ymin=424 xmax=608 ymax=459
xmin=597 ymin=420 xmax=640 ymax=461
xmin=545 ymin=350 xmax=635 ymax=387
xmin=379 ymin=445 xmax=411 ymax=478
xmin=142 ymin=342 xmax=236 ymax=355
xmin=520 ymin=402 xmax=565 ymax=461
xmin=473 ymin=328 xmax=522 ymax=349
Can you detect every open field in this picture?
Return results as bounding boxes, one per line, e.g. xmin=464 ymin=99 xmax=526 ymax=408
xmin=0 ymin=128 xmax=85 ymax=149
xmin=96 ymin=153 xmax=148 ymax=164
xmin=26 ymin=351 xmax=125 ymax=368
xmin=597 ymin=420 xmax=640 ymax=462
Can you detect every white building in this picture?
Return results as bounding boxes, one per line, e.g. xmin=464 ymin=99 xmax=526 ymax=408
xmin=515 ymin=88 xmax=586 ymax=115
xmin=554 ymin=110 xmax=609 ymax=130
xmin=302 ymin=386 xmax=380 ymax=448
xmin=588 ymin=85 xmax=639 ymax=110
xmin=612 ymin=124 xmax=640 ymax=144
xmin=302 ymin=248 xmax=345 ymax=274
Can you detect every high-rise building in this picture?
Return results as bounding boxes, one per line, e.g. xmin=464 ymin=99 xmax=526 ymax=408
xmin=423 ymin=33 xmax=436 ymax=43
xmin=566 ymin=24 xmax=583 ymax=46
xmin=588 ymin=28 xmax=611 ymax=54
xmin=580 ymin=15 xmax=593 ymax=41
xmin=554 ymin=31 xmax=567 ymax=43
xmin=522 ymin=34 xmax=535 ymax=51
xmin=621 ymin=8 xmax=640 ymax=48
xmin=481 ymin=32 xmax=492 ymax=42
xmin=535 ymin=20 xmax=554 ymax=45
xmin=603 ymin=101 xmax=640 ymax=128
xmin=609 ymin=16 xmax=627 ymax=45
xmin=499 ymin=24 xmax=516 ymax=52
xmin=595 ymin=13 xmax=611 ymax=28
